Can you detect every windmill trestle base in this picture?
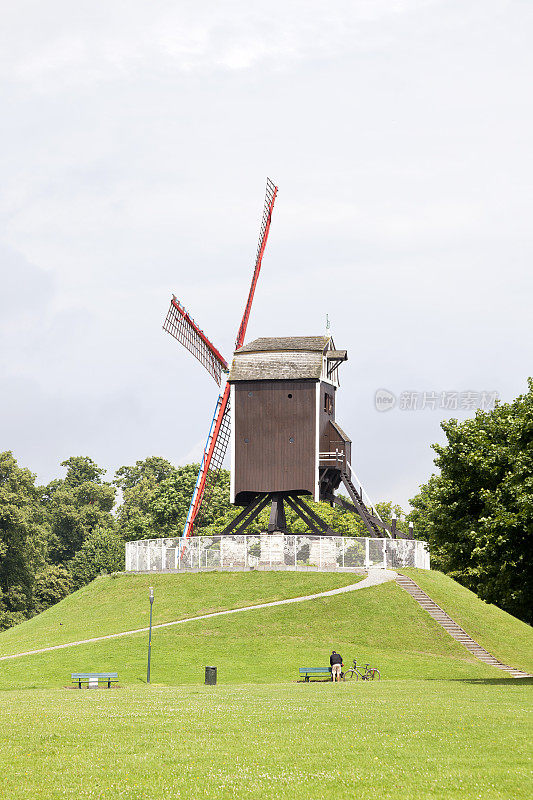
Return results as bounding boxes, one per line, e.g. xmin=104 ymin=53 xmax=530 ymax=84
xmin=218 ymin=490 xmax=401 ymax=538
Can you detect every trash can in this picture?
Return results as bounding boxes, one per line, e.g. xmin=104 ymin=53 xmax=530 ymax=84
xmin=205 ymin=666 xmax=217 ymax=685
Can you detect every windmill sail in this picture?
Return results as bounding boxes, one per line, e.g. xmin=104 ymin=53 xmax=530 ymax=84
xmin=181 ymin=178 xmax=278 ymax=537
xmin=235 ymin=178 xmax=278 ymax=349
xmin=183 ymin=385 xmax=231 ymax=535
xmin=163 ymin=297 xmax=228 ymax=385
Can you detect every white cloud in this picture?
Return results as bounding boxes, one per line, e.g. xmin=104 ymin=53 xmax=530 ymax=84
xmin=1 ymin=1 xmax=445 ymax=87
xmin=0 ymin=0 xmax=532 ymax=506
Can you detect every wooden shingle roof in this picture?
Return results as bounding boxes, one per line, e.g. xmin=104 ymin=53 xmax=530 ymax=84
xmin=229 ymin=336 xmax=332 ymax=382
xmin=236 ymin=336 xmax=330 ymax=354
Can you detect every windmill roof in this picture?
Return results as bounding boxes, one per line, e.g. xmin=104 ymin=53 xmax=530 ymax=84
xmin=229 ymin=336 xmax=334 ymax=382
xmin=330 ymin=420 xmax=352 ymax=443
xmin=327 ymin=350 xmax=348 ymax=361
xmin=236 ymin=336 xmax=330 ymax=354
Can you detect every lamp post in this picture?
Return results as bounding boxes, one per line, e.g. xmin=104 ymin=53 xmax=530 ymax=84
xmin=147 ymin=586 xmax=154 ymax=683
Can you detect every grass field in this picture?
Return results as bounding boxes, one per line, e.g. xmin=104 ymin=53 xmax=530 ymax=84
xmin=1 ymin=568 xmax=532 ymax=798
xmin=1 ymin=681 xmax=531 ymax=800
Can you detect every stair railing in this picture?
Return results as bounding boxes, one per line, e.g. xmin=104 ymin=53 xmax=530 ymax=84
xmin=344 ymin=458 xmax=384 ymax=523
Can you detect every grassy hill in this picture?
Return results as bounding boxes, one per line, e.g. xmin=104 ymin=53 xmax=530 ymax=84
xmin=399 ymin=568 xmax=533 ymax=674
xmin=1 ymin=568 xmax=531 ymax=690
xmin=0 ymin=571 xmax=361 ymax=657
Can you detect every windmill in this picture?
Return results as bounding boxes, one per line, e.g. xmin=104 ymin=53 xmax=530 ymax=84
xmin=163 ymin=178 xmax=278 ymax=538
xmin=164 ymin=179 xmax=410 ymax=541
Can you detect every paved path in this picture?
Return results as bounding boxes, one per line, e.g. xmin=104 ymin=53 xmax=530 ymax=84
xmin=0 ymin=568 xmax=397 ymax=662
xmin=396 ymin=574 xmax=531 ymax=679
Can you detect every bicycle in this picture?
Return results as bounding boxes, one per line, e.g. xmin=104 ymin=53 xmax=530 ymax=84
xmin=342 ymin=659 xmax=381 ymax=681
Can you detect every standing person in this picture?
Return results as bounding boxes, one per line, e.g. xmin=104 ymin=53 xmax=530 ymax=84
xmin=330 ymin=650 xmax=343 ymax=682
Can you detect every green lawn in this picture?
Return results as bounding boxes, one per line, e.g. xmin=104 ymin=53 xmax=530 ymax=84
xmin=1 ymin=681 xmax=531 ymax=800
xmin=2 ymin=570 xmax=532 ymax=798
xmin=400 ymin=569 xmax=533 ymax=674
xmin=0 ymin=580 xmax=512 ymax=689
xmin=0 ymin=571 xmax=362 ymax=657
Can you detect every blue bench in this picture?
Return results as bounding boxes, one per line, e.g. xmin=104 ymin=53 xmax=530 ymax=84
xmin=71 ymin=672 xmax=118 ymax=689
xmin=299 ymin=667 xmax=332 ymax=682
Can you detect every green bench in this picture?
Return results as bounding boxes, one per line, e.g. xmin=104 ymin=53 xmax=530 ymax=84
xmin=299 ymin=667 xmax=332 ymax=682
xmin=71 ymin=672 xmax=118 ymax=689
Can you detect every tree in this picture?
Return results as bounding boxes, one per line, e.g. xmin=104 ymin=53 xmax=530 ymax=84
xmin=150 ymin=464 xmax=206 ymax=535
xmin=0 ymin=451 xmax=48 ymax=629
xmin=410 ymin=379 xmax=533 ymax=623
xmin=114 ymin=457 xmax=179 ymax=540
xmin=44 ymin=456 xmax=115 ymax=563
xmin=68 ymin=526 xmax=125 ymax=589
xmin=33 ymin=565 xmax=72 ymax=612
xmin=61 ymin=456 xmax=106 ymax=486
xmin=114 ymin=457 xmax=176 ymax=491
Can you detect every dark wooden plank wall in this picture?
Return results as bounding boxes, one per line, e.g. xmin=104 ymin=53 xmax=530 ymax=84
xmin=319 ymin=381 xmax=336 ymax=454
xmin=319 ymin=382 xmax=352 ymax=469
xmin=233 ymin=380 xmax=316 ymax=502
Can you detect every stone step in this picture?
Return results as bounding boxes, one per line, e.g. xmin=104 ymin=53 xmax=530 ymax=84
xmin=395 ymin=575 xmax=533 ymax=679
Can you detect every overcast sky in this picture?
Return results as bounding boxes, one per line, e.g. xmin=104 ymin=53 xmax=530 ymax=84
xmin=1 ymin=0 xmax=532 ymax=510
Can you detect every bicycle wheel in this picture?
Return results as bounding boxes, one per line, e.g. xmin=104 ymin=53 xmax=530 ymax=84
xmin=369 ymin=669 xmax=381 ymax=680
xmin=344 ymin=669 xmax=357 ymax=680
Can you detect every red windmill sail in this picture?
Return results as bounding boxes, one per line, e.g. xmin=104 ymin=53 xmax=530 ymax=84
xmin=235 ymin=177 xmax=278 ymax=349
xmin=163 ymin=297 xmax=228 ymax=385
xmin=163 ymin=178 xmax=278 ymax=538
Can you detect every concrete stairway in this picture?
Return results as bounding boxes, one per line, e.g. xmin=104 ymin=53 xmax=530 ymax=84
xmin=395 ymin=574 xmax=531 ymax=679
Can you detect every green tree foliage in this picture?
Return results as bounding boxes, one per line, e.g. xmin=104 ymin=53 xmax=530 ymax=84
xmin=0 ymin=452 xmax=120 ymax=630
xmin=68 ymin=527 xmax=125 ymax=589
xmin=410 ymin=379 xmax=533 ymax=623
xmin=114 ymin=457 xmax=180 ymax=540
xmin=45 ymin=456 xmax=115 ymax=563
xmin=0 ymin=452 xmax=48 ymax=629
xmin=33 ymin=565 xmax=72 ymax=613
xmin=61 ymin=456 xmax=106 ymax=486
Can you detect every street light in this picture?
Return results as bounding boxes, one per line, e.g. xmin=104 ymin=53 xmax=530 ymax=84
xmin=147 ymin=586 xmax=154 ymax=683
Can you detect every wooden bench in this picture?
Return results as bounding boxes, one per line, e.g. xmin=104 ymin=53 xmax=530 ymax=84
xmin=71 ymin=672 xmax=118 ymax=689
xmin=299 ymin=667 xmax=332 ymax=682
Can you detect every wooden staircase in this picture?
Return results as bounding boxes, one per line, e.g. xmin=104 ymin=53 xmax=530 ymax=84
xmin=395 ymin=574 xmax=531 ymax=679
xmin=339 ymin=472 xmax=383 ymax=537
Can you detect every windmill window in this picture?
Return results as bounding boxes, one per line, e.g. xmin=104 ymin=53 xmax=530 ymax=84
xmin=248 ymin=392 xmax=253 ymax=397
xmin=324 ymin=393 xmax=334 ymax=414
xmin=244 ymin=438 xmax=249 ymax=443
xmin=287 ymin=393 xmax=293 ymax=399
xmin=289 ymin=437 xmax=294 ymax=443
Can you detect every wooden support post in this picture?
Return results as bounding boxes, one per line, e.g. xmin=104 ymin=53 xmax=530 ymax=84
xmin=284 ymin=495 xmax=324 ymax=536
xmin=267 ymin=494 xmax=287 ymax=533
xmin=217 ymin=494 xmax=271 ymax=537
xmin=291 ymin=495 xmax=335 ymax=535
xmin=232 ymin=495 xmax=271 ymax=536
